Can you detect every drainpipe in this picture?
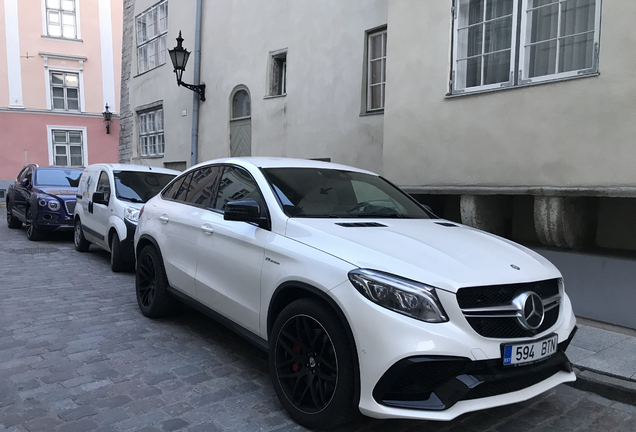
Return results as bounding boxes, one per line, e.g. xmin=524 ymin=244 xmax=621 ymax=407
xmin=190 ymin=0 xmax=203 ymax=167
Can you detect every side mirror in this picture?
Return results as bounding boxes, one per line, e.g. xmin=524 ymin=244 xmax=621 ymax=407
xmin=224 ymin=200 xmax=269 ymax=229
xmin=21 ymin=178 xmax=29 ymax=187
xmin=92 ymin=191 xmax=108 ymax=206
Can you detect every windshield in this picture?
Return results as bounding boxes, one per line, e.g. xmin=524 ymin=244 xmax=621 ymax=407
xmin=114 ymin=171 xmax=176 ymax=203
xmin=34 ymin=168 xmax=82 ymax=187
xmin=262 ymin=168 xmax=431 ymax=219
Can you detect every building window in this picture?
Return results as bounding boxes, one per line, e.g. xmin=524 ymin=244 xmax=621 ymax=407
xmin=52 ymin=130 xmax=83 ymax=167
xmin=367 ymin=29 xmax=387 ymax=111
xmin=452 ymin=0 xmax=601 ymax=94
xmin=136 ymin=1 xmax=168 ymax=74
xmin=50 ymin=72 xmax=80 ymax=111
xmin=45 ymin=0 xmax=78 ymax=39
xmin=139 ymin=108 xmax=164 ymax=157
xmin=269 ymin=50 xmax=287 ymax=96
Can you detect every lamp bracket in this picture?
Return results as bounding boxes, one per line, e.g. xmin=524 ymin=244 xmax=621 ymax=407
xmin=177 ymin=79 xmax=206 ymax=101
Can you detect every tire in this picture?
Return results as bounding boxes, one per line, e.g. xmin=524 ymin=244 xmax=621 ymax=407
xmin=25 ymin=207 xmax=42 ymax=241
xmin=110 ymin=233 xmax=129 ymax=272
xmin=269 ymin=298 xmax=357 ymax=429
xmin=74 ymin=219 xmax=90 ymax=252
xmin=6 ymin=201 xmax=21 ymax=229
xmin=136 ymin=245 xmax=179 ymax=318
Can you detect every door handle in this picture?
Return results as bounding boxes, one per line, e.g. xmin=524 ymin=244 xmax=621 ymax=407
xmin=159 ymin=215 xmax=169 ymax=224
xmin=201 ymin=224 xmax=214 ymax=235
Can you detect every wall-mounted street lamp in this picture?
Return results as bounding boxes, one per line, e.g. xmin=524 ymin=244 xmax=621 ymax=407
xmin=102 ymin=103 xmax=112 ymax=134
xmin=168 ymin=31 xmax=206 ymax=101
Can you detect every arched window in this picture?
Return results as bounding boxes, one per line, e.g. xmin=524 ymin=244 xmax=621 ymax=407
xmin=232 ymin=90 xmax=251 ymax=119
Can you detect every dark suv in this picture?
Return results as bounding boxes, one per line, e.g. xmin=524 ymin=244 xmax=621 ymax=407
xmin=6 ymin=165 xmax=83 ymax=240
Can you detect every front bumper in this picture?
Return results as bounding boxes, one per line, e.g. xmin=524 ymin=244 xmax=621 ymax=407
xmin=329 ymin=280 xmax=578 ymax=421
xmin=36 ymin=212 xmax=74 ymax=231
xmin=121 ymin=219 xmax=138 ymax=264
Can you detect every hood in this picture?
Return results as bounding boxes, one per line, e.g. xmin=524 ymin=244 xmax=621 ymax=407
xmin=285 ymin=218 xmax=560 ymax=293
xmin=36 ymin=186 xmax=78 ymax=198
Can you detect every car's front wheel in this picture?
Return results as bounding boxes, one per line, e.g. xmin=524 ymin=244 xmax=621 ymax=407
xmin=74 ymin=219 xmax=90 ymax=252
xmin=269 ymin=298 xmax=357 ymax=429
xmin=25 ymin=207 xmax=42 ymax=241
xmin=136 ymin=245 xmax=179 ymax=318
xmin=6 ymin=201 xmax=21 ymax=229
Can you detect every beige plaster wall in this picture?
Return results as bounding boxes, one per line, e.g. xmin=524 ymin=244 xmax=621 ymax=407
xmin=195 ymin=0 xmax=388 ymax=173
xmin=126 ymin=0 xmax=196 ymax=167
xmin=383 ymin=0 xmax=636 ymax=190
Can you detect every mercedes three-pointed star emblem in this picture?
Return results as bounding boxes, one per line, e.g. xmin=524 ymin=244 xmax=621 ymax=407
xmin=513 ymin=292 xmax=545 ymax=330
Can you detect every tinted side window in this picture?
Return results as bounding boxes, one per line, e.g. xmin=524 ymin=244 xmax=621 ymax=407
xmin=186 ymin=166 xmax=221 ymax=207
xmin=213 ymin=166 xmax=264 ymax=212
xmin=96 ymin=171 xmax=111 ymax=202
xmin=162 ymin=175 xmax=185 ymax=200
xmin=174 ymin=172 xmax=193 ymax=202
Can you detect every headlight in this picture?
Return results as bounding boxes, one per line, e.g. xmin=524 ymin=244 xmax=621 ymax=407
xmin=124 ymin=206 xmax=140 ymax=223
xmin=348 ymin=269 xmax=448 ymax=323
xmin=38 ymin=199 xmax=47 ymax=207
xmin=48 ymin=200 xmax=60 ymax=211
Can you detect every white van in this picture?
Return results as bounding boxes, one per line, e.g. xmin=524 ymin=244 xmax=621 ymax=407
xmin=74 ymin=164 xmax=179 ymax=271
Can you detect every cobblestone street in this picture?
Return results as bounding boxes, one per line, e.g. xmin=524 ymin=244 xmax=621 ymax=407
xmin=1 ymin=211 xmax=635 ymax=432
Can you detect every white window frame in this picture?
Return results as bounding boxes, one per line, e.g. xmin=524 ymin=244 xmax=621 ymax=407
xmin=48 ymin=70 xmax=81 ymax=112
xmin=46 ymin=125 xmax=88 ymax=168
xmin=451 ymin=0 xmax=601 ymax=94
xmin=518 ymin=0 xmax=602 ymax=85
xmin=136 ymin=0 xmax=168 ymax=75
xmin=41 ymin=0 xmax=81 ymax=40
xmin=43 ymin=64 xmax=85 ymax=112
xmin=367 ymin=28 xmax=387 ymax=112
xmin=138 ymin=108 xmax=165 ymax=158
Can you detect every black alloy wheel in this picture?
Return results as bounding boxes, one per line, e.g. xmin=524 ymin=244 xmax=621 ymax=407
xmin=136 ymin=245 xmax=178 ymax=318
xmin=270 ymin=298 xmax=356 ymax=429
xmin=25 ymin=207 xmax=42 ymax=241
xmin=6 ymin=201 xmax=21 ymax=229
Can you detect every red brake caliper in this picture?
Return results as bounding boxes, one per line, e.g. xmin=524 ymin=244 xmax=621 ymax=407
xmin=292 ymin=344 xmax=301 ymax=372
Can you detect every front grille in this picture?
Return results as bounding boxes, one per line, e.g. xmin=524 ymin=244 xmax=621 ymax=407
xmin=466 ymin=307 xmax=560 ymax=339
xmin=458 ymin=279 xmax=560 ymax=339
xmin=457 ymin=279 xmax=559 ymax=309
xmin=65 ymin=200 xmax=76 ymax=215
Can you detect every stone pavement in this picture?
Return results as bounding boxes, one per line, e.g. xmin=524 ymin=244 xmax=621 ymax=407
xmin=0 ymin=211 xmax=635 ymax=431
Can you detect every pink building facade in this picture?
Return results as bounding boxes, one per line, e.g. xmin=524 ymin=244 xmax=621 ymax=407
xmin=0 ymin=0 xmax=122 ymax=201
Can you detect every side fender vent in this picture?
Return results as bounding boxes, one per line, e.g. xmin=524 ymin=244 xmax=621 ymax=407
xmin=336 ymin=222 xmax=388 ymax=228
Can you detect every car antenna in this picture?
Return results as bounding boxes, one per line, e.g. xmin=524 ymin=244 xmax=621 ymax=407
xmin=138 ymin=157 xmax=152 ymax=170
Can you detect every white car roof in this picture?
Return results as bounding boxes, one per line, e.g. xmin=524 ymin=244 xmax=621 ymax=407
xmin=86 ymin=163 xmax=180 ymax=175
xmin=191 ymin=157 xmax=377 ymax=175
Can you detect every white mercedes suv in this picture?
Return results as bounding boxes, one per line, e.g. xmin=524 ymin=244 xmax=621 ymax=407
xmin=134 ymin=157 xmax=577 ymax=429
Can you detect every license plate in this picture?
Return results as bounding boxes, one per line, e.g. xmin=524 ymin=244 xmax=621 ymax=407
xmin=503 ymin=334 xmax=558 ymax=366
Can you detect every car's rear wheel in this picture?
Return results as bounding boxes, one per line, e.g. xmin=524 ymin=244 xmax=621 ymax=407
xmin=270 ymin=298 xmax=357 ymax=429
xmin=6 ymin=201 xmax=21 ymax=229
xmin=136 ymin=245 xmax=179 ymax=318
xmin=110 ymin=233 xmax=129 ymax=272
xmin=25 ymin=207 xmax=42 ymax=241
xmin=74 ymin=219 xmax=90 ymax=252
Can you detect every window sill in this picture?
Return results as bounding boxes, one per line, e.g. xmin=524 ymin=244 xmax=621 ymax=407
xmin=446 ymin=72 xmax=600 ymax=99
xmin=264 ymin=94 xmax=287 ymax=100
xmin=41 ymin=35 xmax=83 ymax=43
xmin=138 ymin=155 xmax=165 ymax=159
xmin=360 ymin=109 xmax=384 ymax=117
xmin=134 ymin=63 xmax=166 ymax=78
xmin=49 ymin=108 xmax=83 ymax=114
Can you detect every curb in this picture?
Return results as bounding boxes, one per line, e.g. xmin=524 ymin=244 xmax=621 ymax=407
xmin=568 ymin=367 xmax=636 ymax=406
